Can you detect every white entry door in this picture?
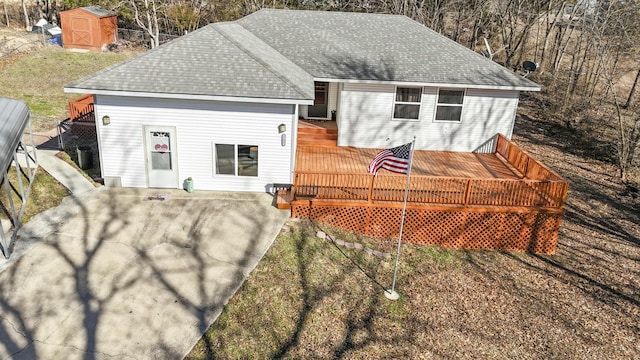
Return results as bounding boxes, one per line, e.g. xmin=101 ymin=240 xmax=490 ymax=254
xmin=145 ymin=126 xmax=178 ymax=188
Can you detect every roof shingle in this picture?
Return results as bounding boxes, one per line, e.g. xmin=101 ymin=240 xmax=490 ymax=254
xmin=239 ymin=9 xmax=538 ymax=89
xmin=66 ymin=24 xmax=314 ymax=100
xmin=65 ymin=9 xmax=539 ymax=101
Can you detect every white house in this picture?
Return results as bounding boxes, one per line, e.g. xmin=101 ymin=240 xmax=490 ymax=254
xmin=64 ymin=9 xmax=540 ymax=192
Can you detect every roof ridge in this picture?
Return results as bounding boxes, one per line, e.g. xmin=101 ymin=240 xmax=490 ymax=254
xmin=249 ymin=8 xmax=406 ymax=17
xmin=65 ymin=26 xmax=208 ymax=90
xmin=400 ymin=15 xmax=540 ymax=89
xmin=214 ymin=22 xmax=314 ymax=99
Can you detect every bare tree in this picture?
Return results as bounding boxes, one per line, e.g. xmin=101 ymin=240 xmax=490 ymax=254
xmin=604 ymin=69 xmax=640 ymax=180
xmin=493 ymin=0 xmax=550 ymax=69
xmin=21 ymin=0 xmax=30 ymax=29
xmin=536 ymin=0 xmax=564 ymax=73
xmin=623 ymin=69 xmax=640 ymax=109
xmin=164 ymin=0 xmax=205 ymax=34
xmin=121 ymin=0 xmax=161 ymax=48
xmin=2 ymin=1 xmax=9 ymax=26
xmin=554 ymin=0 xmax=640 ymax=179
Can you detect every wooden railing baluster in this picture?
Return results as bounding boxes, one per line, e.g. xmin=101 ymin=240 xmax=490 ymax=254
xmin=291 ymin=135 xmax=567 ymax=210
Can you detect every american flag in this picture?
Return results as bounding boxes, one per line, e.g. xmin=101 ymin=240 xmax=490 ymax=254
xmin=367 ymin=142 xmax=412 ymax=175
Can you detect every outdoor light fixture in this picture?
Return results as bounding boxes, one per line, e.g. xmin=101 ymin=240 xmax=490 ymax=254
xmin=102 ymin=115 xmax=111 ymax=125
xmin=278 ymin=123 xmax=286 ymax=133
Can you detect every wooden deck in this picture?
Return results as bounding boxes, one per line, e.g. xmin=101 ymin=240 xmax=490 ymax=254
xmin=298 ymin=119 xmax=337 ymax=130
xmin=297 ymin=119 xmax=338 ymax=146
xmin=295 ymin=146 xmax=521 ymax=179
xmin=292 ymin=136 xmax=567 ymax=209
xmin=285 ymin=134 xmax=569 ymax=254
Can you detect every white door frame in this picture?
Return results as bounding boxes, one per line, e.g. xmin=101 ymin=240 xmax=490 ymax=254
xmin=144 ymin=125 xmax=179 ymax=188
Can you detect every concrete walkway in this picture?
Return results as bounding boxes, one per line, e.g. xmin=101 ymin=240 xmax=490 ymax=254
xmin=36 ymin=149 xmax=96 ymax=195
xmin=5 ymin=143 xmax=97 ymax=268
xmin=1 ymin=147 xmax=290 ymax=359
xmin=16 ymin=125 xmax=95 ymax=196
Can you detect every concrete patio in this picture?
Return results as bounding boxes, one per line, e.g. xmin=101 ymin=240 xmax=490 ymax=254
xmin=0 ymin=188 xmax=289 ymax=359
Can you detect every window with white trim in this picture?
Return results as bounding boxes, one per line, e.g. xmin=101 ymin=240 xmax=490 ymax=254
xmin=393 ymin=87 xmax=422 ymax=120
xmin=435 ymin=89 xmax=464 ymax=122
xmin=214 ymin=144 xmax=259 ymax=177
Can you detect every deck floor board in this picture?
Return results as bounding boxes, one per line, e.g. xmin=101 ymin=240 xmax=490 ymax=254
xmin=295 ymin=146 xmax=522 ymax=180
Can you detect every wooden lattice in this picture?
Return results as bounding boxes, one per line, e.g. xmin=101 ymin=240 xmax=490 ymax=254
xmin=67 ymin=94 xmax=96 ymax=141
xmin=292 ymin=202 xmax=562 ymax=254
xmin=71 ymin=122 xmax=97 ymax=141
xmin=288 ymin=134 xmax=567 ymax=254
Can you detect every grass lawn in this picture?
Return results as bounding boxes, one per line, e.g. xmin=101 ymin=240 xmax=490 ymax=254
xmin=1 ymin=166 xmax=70 ymax=226
xmin=186 ymin=216 xmax=638 ymax=359
xmin=0 ymin=37 xmax=132 ymax=239
xmin=0 ymin=46 xmax=139 ymax=132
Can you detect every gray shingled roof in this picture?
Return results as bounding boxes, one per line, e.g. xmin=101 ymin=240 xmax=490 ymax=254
xmin=66 ymin=9 xmax=539 ymax=100
xmin=65 ymin=23 xmax=315 ymax=100
xmin=239 ymin=9 xmax=538 ymax=89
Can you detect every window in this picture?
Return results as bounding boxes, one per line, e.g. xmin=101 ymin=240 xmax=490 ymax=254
xmin=214 ymin=144 xmax=258 ymax=177
xmin=150 ymin=131 xmax=172 ymax=170
xmin=393 ymin=87 xmax=422 ymax=120
xmin=435 ymin=89 xmax=464 ymax=122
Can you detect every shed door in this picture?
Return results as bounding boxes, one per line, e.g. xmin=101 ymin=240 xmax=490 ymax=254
xmin=71 ymin=16 xmax=92 ymax=46
xmin=145 ymin=126 xmax=178 ymax=188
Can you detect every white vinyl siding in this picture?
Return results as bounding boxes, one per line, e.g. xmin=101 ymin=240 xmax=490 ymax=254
xmin=94 ymin=95 xmax=295 ymax=192
xmin=458 ymin=89 xmax=519 ymax=150
xmin=339 ymin=83 xmax=395 ymax=147
xmin=328 ymin=82 xmax=338 ymax=119
xmin=339 ymin=83 xmax=519 ymax=152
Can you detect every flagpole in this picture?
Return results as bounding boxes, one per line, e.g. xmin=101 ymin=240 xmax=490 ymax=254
xmin=385 ymin=136 xmax=416 ymax=301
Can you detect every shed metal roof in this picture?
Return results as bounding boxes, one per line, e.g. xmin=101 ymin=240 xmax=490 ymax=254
xmin=79 ymin=6 xmax=117 ymax=18
xmin=0 ymin=97 xmax=30 ymax=178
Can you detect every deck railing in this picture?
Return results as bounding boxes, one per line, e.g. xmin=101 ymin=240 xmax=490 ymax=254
xmin=293 ymin=134 xmax=568 ymax=209
xmin=294 ymin=174 xmax=567 ymax=208
xmin=68 ymin=94 xmax=95 ymax=123
xmin=495 ymin=134 xmax=564 ymax=181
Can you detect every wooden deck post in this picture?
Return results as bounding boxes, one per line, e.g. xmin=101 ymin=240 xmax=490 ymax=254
xmin=292 ymin=173 xmax=299 ymax=201
xmin=367 ymin=175 xmax=375 ymax=204
xmin=463 ymin=179 xmax=473 ymax=207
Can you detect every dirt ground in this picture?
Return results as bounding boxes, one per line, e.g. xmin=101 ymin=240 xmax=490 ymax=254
xmin=0 ymin=27 xmax=42 ymax=59
xmin=506 ymin=94 xmax=640 ymax=357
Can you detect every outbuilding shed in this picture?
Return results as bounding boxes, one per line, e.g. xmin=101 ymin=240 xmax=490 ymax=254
xmin=60 ymin=6 xmax=117 ymax=51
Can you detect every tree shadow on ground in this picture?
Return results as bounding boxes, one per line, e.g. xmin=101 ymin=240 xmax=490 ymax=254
xmin=0 ymin=187 xmax=284 ymax=359
xmin=489 ymin=98 xmax=640 ymax=341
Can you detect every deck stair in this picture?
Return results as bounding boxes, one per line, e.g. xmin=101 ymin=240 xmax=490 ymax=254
xmin=276 ymin=189 xmax=293 ymax=210
xmin=297 ymin=127 xmax=338 ymax=146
